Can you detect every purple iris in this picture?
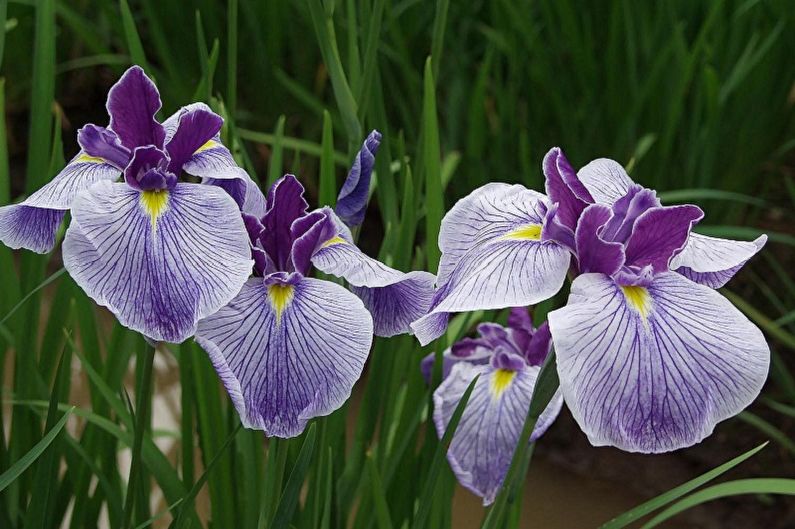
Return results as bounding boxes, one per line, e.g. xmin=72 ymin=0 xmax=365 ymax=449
xmin=195 ymin=174 xmax=435 ymax=438
xmin=414 ymin=147 xmax=770 ymax=454
xmin=421 ymin=308 xmax=562 ymax=505
xmin=335 ymin=130 xmax=381 ymax=227
xmin=0 ymin=66 xmax=253 ymax=343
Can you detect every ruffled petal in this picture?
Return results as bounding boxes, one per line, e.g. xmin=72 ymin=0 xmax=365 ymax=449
xmin=163 ymin=102 xmax=247 ymax=181
xmin=63 ymin=181 xmax=253 ymax=343
xmin=106 ymin=66 xmax=165 ymax=149
xmin=195 ymin=276 xmax=373 ymax=438
xmin=575 ymin=204 xmax=625 ymax=275
xmin=577 ymin=158 xmax=634 ymax=205
xmin=165 ymin=108 xmax=223 ymax=173
xmin=433 ymin=362 xmax=563 ymax=505
xmin=671 ymin=233 xmax=767 ymax=289
xmin=261 ymin=175 xmax=310 ymax=270
xmin=548 ymin=272 xmax=769 ymax=453
xmin=312 ymin=209 xmax=436 ymax=336
xmin=543 ymin=147 xmax=592 ymax=231
xmin=624 ymin=205 xmax=703 ymax=273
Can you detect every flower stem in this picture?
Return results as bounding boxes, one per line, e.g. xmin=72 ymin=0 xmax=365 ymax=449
xmin=122 ymin=339 xmax=156 ymax=529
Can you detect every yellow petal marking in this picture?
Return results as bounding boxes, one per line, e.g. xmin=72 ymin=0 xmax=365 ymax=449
xmin=491 ymin=369 xmax=517 ymax=398
xmin=268 ymin=284 xmax=295 ymax=324
xmin=76 ymin=153 xmax=106 ymax=164
xmin=501 ymin=224 xmax=542 ymax=241
xmin=322 ymin=235 xmax=347 ymax=248
xmin=621 ymin=285 xmax=652 ymax=320
xmin=193 ymin=139 xmax=218 ymax=155
xmin=140 ymin=190 xmax=169 ymax=232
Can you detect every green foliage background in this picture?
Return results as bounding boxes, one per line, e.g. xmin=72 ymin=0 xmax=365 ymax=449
xmin=1 ymin=0 xmax=794 ymax=528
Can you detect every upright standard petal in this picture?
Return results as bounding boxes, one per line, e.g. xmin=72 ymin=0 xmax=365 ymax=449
xmin=548 ymin=272 xmax=769 ymax=453
xmin=0 ymin=153 xmax=119 ymax=253
xmin=165 ymin=108 xmax=223 ymax=173
xmin=671 ymin=233 xmax=767 ymax=289
xmin=106 ymin=66 xmax=165 ymax=149
xmin=623 ymin=205 xmax=703 ymax=273
xmin=195 ymin=276 xmax=373 ymax=438
xmin=575 ymin=204 xmax=625 ymax=276
xmin=433 ymin=362 xmax=563 ymax=505
xmin=543 ymin=147 xmax=592 ymax=231
xmin=311 ymin=210 xmax=436 ymax=337
xmin=335 ymin=130 xmax=381 ymax=227
xmin=577 ymin=158 xmax=633 ymax=205
xmin=412 ymin=184 xmax=569 ymax=345
xmin=261 ymin=175 xmax=310 ymax=270
xmin=63 ymin=180 xmax=253 ymax=343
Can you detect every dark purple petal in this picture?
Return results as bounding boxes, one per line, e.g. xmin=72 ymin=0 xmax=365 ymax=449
xmin=507 ymin=307 xmax=534 ymax=334
xmin=491 ymin=349 xmax=526 ymax=371
xmin=261 ymin=175 xmax=310 ymax=270
xmin=524 ymin=321 xmax=551 ymax=366
xmin=540 ymin=203 xmax=576 ymax=251
xmin=350 ymin=272 xmax=436 ymax=337
xmin=543 ymin=147 xmax=591 ymax=231
xmin=290 ymin=210 xmax=336 ymax=275
xmin=165 ymin=108 xmax=223 ymax=174
xmin=335 ymin=130 xmax=381 ymax=226
xmin=624 ymin=205 xmax=703 ymax=273
xmin=420 ymin=342 xmax=493 ymax=384
xmin=77 ymin=125 xmax=131 ymax=169
xmin=600 ymin=185 xmax=660 ymax=243
xmin=575 ymin=204 xmax=625 ymax=276
xmin=106 ymin=66 xmax=165 ymax=149
xmin=123 ymin=146 xmax=173 ymax=191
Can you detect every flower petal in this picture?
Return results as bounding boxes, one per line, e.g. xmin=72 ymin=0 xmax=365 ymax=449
xmin=548 ymin=272 xmax=769 ymax=453
xmin=106 ymin=66 xmax=165 ymax=149
xmin=311 ymin=209 xmax=436 ymax=337
xmin=261 ymin=175 xmax=310 ymax=270
xmin=411 ymin=238 xmax=570 ymax=346
xmin=671 ymin=233 xmax=767 ymax=289
xmin=23 ymin=154 xmax=120 ymax=210
xmin=577 ymin=158 xmax=634 ymax=205
xmin=165 ymin=108 xmax=223 ymax=173
xmin=335 ymin=130 xmax=381 ymax=227
xmin=543 ymin=147 xmax=592 ymax=231
xmin=575 ymin=203 xmax=625 ymax=275
xmin=0 ymin=205 xmax=64 ymax=254
xmin=195 ymin=276 xmax=373 ymax=438
xmin=624 ymin=205 xmax=703 ymax=273
xmin=433 ymin=362 xmax=563 ymax=505
xmin=63 ymin=181 xmax=253 ymax=343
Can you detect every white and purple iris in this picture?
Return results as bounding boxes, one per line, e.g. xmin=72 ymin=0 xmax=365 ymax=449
xmin=195 ymin=171 xmax=436 ymax=437
xmin=421 ymin=308 xmax=563 ymax=505
xmin=414 ymin=147 xmax=769 ymax=455
xmin=0 ymin=66 xmax=253 ymax=343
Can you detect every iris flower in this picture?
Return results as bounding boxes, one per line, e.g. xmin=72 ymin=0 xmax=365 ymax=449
xmin=422 ymin=308 xmax=562 ymax=504
xmin=414 ymin=147 xmax=769 ymax=453
xmin=335 ymin=130 xmax=381 ymax=227
xmin=0 ymin=66 xmax=253 ymax=343
xmin=195 ymin=173 xmax=435 ymax=437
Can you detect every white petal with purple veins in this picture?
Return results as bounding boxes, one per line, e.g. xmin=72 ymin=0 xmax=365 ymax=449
xmin=63 ymin=180 xmax=252 ymax=343
xmin=195 ymin=277 xmax=373 ymax=438
xmin=548 ymin=272 xmax=769 ymax=453
xmin=577 ymin=158 xmax=633 ymax=205
xmin=670 ymin=233 xmax=767 ymax=288
xmin=433 ymin=362 xmax=563 ymax=505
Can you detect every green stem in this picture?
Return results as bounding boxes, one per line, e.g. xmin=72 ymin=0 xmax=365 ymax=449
xmin=122 ymin=340 xmax=156 ymax=529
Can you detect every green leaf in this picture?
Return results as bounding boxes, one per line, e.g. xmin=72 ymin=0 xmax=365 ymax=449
xmin=599 ymin=442 xmax=768 ymax=529
xmin=0 ymin=407 xmax=73 ymax=493
xmin=267 ymin=115 xmax=286 ymax=187
xmin=25 ymin=0 xmax=55 ymax=192
xmin=736 ymin=411 xmax=795 ymax=455
xmin=366 ymin=452 xmax=393 ymax=529
xmin=430 ymin=0 xmax=450 ymax=79
xmin=226 ymin=0 xmax=238 ymax=116
xmin=319 ymin=110 xmax=337 ymax=207
xmin=0 ymin=268 xmax=66 ymax=327
xmin=641 ymin=478 xmax=795 ymax=528
xmin=119 ymin=0 xmax=150 ymax=73
xmin=422 ymin=57 xmax=443 ymax=271
xmin=270 ymin=424 xmax=317 ymax=528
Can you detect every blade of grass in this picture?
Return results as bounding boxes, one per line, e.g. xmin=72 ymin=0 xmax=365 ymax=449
xmin=227 ymin=0 xmax=238 ymax=116
xmin=119 ymin=0 xmax=150 ymax=73
xmin=319 ymin=110 xmax=336 ymax=206
xmin=270 ymin=424 xmax=317 ymax=528
xmin=736 ymin=411 xmax=795 ymax=455
xmin=25 ymin=0 xmax=55 ymax=192
xmin=267 ymin=115 xmax=286 ymax=187
xmin=422 ymin=57 xmax=442 ymax=271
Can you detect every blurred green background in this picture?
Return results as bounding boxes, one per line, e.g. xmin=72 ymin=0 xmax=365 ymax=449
xmin=1 ymin=0 xmax=794 ymax=528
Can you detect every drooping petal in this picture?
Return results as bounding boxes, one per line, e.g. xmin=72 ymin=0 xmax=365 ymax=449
xmin=548 ymin=272 xmax=769 ymax=453
xmin=195 ymin=276 xmax=373 ymax=438
xmin=543 ymin=147 xmax=592 ymax=231
xmin=163 ymin=102 xmax=247 ymax=181
xmin=63 ymin=180 xmax=253 ymax=343
xmin=433 ymin=362 xmax=563 ymax=505
xmin=203 ymin=171 xmax=267 ymax=218
xmin=0 ymin=205 xmax=64 ymax=254
xmin=335 ymin=130 xmax=381 ymax=227
xmin=575 ymin=204 xmax=625 ymax=276
xmin=290 ymin=210 xmax=336 ymax=276
xmin=0 ymin=154 xmax=120 ymax=253
xmin=106 ymin=66 xmax=165 ymax=149
xmin=576 ymin=158 xmax=634 ymax=205
xmin=261 ymin=175 xmax=310 ymax=270
xmin=77 ymin=125 xmax=131 ymax=169
xmin=411 ymin=235 xmax=569 ymax=346
xmin=311 ymin=209 xmax=436 ymax=337
xmin=623 ymin=205 xmax=703 ymax=273
xmin=671 ymin=233 xmax=767 ymax=289
xmin=165 ymin=108 xmax=223 ymax=174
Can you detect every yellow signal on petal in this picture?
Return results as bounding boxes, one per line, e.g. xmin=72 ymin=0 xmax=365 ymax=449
xmin=76 ymin=153 xmax=105 ymax=164
xmin=140 ymin=190 xmax=169 ymax=231
xmin=501 ymin=224 xmax=542 ymax=241
xmin=621 ymin=285 xmax=652 ymax=320
xmin=322 ymin=236 xmax=347 ymax=248
xmin=491 ymin=369 xmax=516 ymax=398
xmin=268 ymin=284 xmax=295 ymax=324
xmin=193 ymin=139 xmax=217 ymax=155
